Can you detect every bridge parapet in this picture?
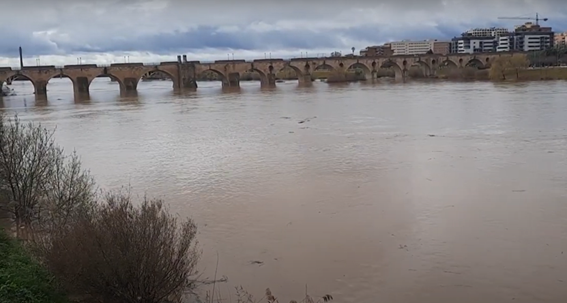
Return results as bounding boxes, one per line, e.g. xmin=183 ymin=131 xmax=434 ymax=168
xmin=110 ymin=63 xmax=144 ymax=67
xmin=64 ymin=64 xmax=98 ymax=69
xmin=253 ymin=58 xmax=284 ymax=63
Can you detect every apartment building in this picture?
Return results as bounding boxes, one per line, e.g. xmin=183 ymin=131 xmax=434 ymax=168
xmin=432 ymin=41 xmax=451 ymax=55
xmin=359 ymin=45 xmax=393 ymax=56
xmin=464 ymin=27 xmax=510 ymax=37
xmin=453 ymin=36 xmax=498 ymax=53
xmin=497 ymin=22 xmax=554 ymax=52
xmin=555 ymin=32 xmax=567 ymax=46
xmin=453 ymin=23 xmax=554 ymax=53
xmin=385 ymin=39 xmax=450 ymax=55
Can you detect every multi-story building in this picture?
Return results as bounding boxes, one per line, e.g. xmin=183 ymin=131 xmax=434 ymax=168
xmin=464 ymin=27 xmax=510 ymax=37
xmin=359 ymin=45 xmax=393 ymax=56
xmin=554 ymin=32 xmax=567 ymax=46
xmin=453 ymin=22 xmax=554 ymax=53
xmin=452 ymin=27 xmax=510 ymax=53
xmin=452 ymin=36 xmax=499 ymax=53
xmin=496 ymin=22 xmax=554 ymax=52
xmin=432 ymin=41 xmax=451 ymax=55
xmin=385 ymin=39 xmax=450 ymax=55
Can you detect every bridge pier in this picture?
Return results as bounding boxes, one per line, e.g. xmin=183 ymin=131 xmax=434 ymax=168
xmin=298 ymin=73 xmax=313 ymax=86
xmin=260 ymin=73 xmax=276 ymax=88
xmin=223 ymin=72 xmax=240 ymax=88
xmin=34 ymin=80 xmax=48 ymax=96
xmin=181 ymin=77 xmax=198 ymax=90
xmin=122 ymin=77 xmax=139 ymax=92
xmin=394 ymin=69 xmax=409 ymax=82
xmin=74 ymin=76 xmax=90 ymax=94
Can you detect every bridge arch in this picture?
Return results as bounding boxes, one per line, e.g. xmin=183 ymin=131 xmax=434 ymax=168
xmin=314 ymin=63 xmax=335 ymax=72
xmin=409 ymin=61 xmax=432 ymax=77
xmin=89 ymin=72 xmax=127 ymax=93
xmin=440 ymin=59 xmax=458 ymax=68
xmin=465 ymin=58 xmax=484 ymax=68
xmin=246 ymin=68 xmax=270 ymax=86
xmin=5 ymin=74 xmax=38 ymax=95
xmin=380 ymin=60 xmax=404 ymax=79
xmin=45 ymin=73 xmax=78 ymax=96
xmin=348 ymin=62 xmax=372 ymax=80
xmin=139 ymin=69 xmax=179 ymax=89
xmin=47 ymin=73 xmax=77 ymax=86
xmin=348 ymin=62 xmax=371 ymax=74
xmin=196 ymin=68 xmax=228 ymax=85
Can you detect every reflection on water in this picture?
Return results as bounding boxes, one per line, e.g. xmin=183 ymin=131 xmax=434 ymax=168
xmin=2 ymin=78 xmax=567 ymax=303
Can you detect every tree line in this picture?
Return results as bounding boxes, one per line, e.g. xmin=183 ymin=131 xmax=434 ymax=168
xmin=527 ymin=45 xmax=567 ymax=67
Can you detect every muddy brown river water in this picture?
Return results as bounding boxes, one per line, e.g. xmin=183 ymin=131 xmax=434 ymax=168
xmin=2 ymin=78 xmax=567 ymax=303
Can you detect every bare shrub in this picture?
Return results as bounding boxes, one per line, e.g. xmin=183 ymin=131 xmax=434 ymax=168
xmin=42 ymin=190 xmax=201 ymax=303
xmin=0 ymin=114 xmax=95 ymax=240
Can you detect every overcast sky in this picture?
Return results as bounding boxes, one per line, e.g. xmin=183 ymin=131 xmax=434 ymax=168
xmin=1 ymin=0 xmax=566 ymax=66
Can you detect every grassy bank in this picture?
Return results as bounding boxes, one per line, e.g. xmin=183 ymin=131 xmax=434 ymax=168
xmin=0 ymin=230 xmax=67 ymax=303
xmin=513 ymin=67 xmax=567 ymax=81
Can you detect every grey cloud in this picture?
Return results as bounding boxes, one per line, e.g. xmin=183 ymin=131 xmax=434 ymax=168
xmin=1 ymin=0 xmax=566 ymax=59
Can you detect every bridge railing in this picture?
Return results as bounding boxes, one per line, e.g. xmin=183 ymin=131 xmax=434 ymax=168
xmin=97 ymin=64 xmax=110 ymax=67
xmin=143 ymin=62 xmax=160 ymax=66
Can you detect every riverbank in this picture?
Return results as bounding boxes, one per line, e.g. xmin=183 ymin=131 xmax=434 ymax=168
xmin=200 ymin=66 xmax=567 ymax=83
xmin=436 ymin=66 xmax=567 ymax=81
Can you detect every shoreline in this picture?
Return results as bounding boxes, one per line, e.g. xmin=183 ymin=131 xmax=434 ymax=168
xmin=195 ymin=66 xmax=567 ymax=83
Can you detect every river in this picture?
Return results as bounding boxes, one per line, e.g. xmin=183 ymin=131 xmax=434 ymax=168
xmin=2 ymin=78 xmax=567 ymax=303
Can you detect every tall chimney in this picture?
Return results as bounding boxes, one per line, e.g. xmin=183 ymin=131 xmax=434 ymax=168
xmin=177 ymin=55 xmax=182 ymax=63
xmin=182 ymin=55 xmax=187 ymax=63
xmin=19 ymin=47 xmax=23 ymax=68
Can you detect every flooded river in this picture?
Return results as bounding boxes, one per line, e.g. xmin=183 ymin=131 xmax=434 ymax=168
xmin=2 ymin=78 xmax=567 ymax=303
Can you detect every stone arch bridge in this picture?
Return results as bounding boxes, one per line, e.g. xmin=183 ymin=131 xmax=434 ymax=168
xmin=0 ymin=52 xmax=523 ymax=97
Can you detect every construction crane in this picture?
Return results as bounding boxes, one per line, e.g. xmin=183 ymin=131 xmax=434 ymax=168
xmin=498 ymin=13 xmax=548 ymax=25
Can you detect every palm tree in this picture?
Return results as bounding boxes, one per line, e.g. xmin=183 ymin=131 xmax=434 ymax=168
xmin=351 ymin=47 xmax=355 ymax=55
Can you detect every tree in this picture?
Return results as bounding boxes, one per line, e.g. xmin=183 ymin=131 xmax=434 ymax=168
xmin=489 ymin=56 xmax=528 ymax=81
xmin=351 ymin=47 xmax=355 ymax=55
xmin=41 ymin=191 xmax=201 ymax=303
xmin=330 ymin=51 xmax=341 ymax=57
xmin=509 ymin=55 xmax=530 ymax=79
xmin=0 ymin=114 xmax=95 ymax=241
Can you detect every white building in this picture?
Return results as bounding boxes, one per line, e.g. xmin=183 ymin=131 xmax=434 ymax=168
xmin=464 ymin=27 xmax=510 ymax=37
xmin=453 ymin=23 xmax=555 ymax=54
xmin=497 ymin=36 xmax=512 ymax=52
xmin=453 ymin=36 xmax=498 ymax=53
xmin=387 ymin=40 xmax=450 ymax=55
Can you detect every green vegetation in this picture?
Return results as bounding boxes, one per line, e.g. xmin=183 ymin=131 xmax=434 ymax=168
xmin=0 ymin=229 xmax=67 ymax=303
xmin=527 ymin=45 xmax=567 ymax=67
